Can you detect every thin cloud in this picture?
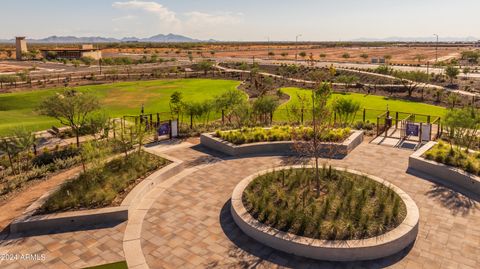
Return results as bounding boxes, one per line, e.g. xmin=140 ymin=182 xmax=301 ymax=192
xmin=112 ymin=1 xmax=179 ymax=24
xmin=184 ymin=11 xmax=243 ymax=25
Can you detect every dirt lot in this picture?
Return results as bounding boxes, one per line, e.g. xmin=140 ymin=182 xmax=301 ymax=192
xmin=103 ymin=44 xmax=470 ymax=65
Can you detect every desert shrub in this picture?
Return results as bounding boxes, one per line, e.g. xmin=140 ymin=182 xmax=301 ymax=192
xmin=32 ymin=146 xmax=80 ymax=167
xmin=424 ymin=141 xmax=480 ymax=175
xmin=39 ymin=151 xmax=169 ymax=213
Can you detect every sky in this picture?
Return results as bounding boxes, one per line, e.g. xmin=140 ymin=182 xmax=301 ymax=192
xmin=0 ymin=0 xmax=479 ymax=41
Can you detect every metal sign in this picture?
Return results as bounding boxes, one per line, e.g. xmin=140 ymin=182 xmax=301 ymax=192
xmin=421 ymin=124 xmax=432 ymax=141
xmin=406 ymin=123 xmax=419 ymax=136
xmin=157 ymin=123 xmax=170 ymax=136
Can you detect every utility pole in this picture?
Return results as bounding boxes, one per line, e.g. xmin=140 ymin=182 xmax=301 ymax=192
xmin=433 ymin=34 xmax=439 ymax=63
xmin=295 ymin=34 xmax=302 ymax=63
xmin=267 ymin=36 xmax=270 ymax=59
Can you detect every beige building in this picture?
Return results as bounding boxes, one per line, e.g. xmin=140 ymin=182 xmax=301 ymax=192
xmin=40 ymin=44 xmax=102 ymax=60
xmin=15 ymin=37 xmax=28 ymax=60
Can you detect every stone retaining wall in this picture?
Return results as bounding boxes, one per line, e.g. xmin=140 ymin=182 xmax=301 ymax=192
xmin=408 ymin=141 xmax=480 ymax=195
xmin=200 ymin=130 xmax=364 ymax=157
xmin=10 ymin=150 xmax=184 ymax=234
xmin=231 ymin=166 xmax=419 ymax=261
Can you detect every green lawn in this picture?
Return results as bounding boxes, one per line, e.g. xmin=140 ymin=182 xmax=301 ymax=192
xmin=0 ymin=79 xmax=240 ymax=135
xmin=274 ymin=87 xmax=446 ymax=123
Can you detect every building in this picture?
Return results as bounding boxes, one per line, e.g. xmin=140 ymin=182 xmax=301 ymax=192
xmin=40 ymin=44 xmax=102 ymax=60
xmin=15 ymin=37 xmax=28 ymax=60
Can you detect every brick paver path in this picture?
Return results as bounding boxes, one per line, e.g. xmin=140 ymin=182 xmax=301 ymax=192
xmin=141 ymin=142 xmax=480 ymax=268
xmin=0 ymin=141 xmax=478 ymax=268
xmin=0 ymin=223 xmax=125 ymax=269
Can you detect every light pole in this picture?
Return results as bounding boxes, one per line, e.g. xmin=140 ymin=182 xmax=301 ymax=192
xmin=295 ymin=34 xmax=302 ymax=63
xmin=433 ymin=34 xmax=439 ymax=63
xmin=267 ymin=36 xmax=270 ymax=59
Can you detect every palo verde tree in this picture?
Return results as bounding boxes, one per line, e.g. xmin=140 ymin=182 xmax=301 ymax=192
xmin=252 ymin=96 xmax=279 ymax=125
xmin=214 ymin=89 xmax=246 ymax=125
xmin=445 ymin=65 xmax=460 ymax=84
xmin=197 ymin=60 xmax=214 ymax=75
xmin=394 ymin=70 xmax=429 ymax=97
xmin=38 ymin=89 xmax=100 ymax=147
xmin=332 ymin=97 xmax=361 ymax=127
xmin=443 ymin=107 xmax=480 ymax=151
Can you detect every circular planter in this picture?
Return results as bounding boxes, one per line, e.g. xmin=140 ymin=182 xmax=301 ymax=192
xmin=231 ymin=166 xmax=419 ymax=261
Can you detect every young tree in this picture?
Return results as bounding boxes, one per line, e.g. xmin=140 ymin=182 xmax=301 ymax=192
xmin=413 ymin=54 xmax=426 ymax=63
xmin=342 ymin=53 xmax=351 ymax=59
xmin=293 ymin=82 xmax=333 ymax=198
xmin=332 ymin=97 xmax=361 ymax=127
xmin=169 ymin=91 xmax=183 ymax=120
xmin=384 ymin=54 xmax=392 ymax=64
xmin=252 ymin=96 xmax=280 ymax=125
xmin=299 ymin=51 xmax=307 ymax=59
xmin=336 ymin=75 xmax=359 ymax=89
xmin=360 ymin=53 xmax=369 ymax=60
xmin=214 ymin=89 xmax=246 ymax=125
xmin=444 ymin=107 xmax=480 ymax=151
xmin=38 ymin=89 xmax=100 ymax=147
xmin=197 ymin=60 xmax=214 ymax=75
xmin=445 ymin=65 xmax=460 ymax=84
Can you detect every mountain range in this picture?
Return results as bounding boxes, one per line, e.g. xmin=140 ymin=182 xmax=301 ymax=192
xmin=0 ymin=33 xmax=211 ymax=43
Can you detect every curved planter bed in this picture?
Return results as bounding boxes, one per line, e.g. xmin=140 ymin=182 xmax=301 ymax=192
xmin=201 ymin=130 xmax=363 ymax=157
xmin=231 ymin=166 xmax=419 ymax=261
xmin=10 ymin=149 xmax=184 ymax=234
xmin=409 ymin=141 xmax=480 ymax=195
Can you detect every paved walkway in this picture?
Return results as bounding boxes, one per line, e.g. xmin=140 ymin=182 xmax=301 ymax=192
xmin=0 ymin=141 xmax=479 ymax=268
xmin=141 ymin=142 xmax=480 ymax=269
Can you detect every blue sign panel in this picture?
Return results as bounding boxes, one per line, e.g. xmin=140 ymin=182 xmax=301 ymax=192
xmin=406 ymin=123 xmax=419 ymax=136
xmin=158 ymin=123 xmax=170 ymax=136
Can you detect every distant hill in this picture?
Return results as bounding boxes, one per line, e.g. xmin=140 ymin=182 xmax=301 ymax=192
xmin=352 ymin=36 xmax=479 ymax=42
xmin=0 ymin=33 xmax=210 ymax=43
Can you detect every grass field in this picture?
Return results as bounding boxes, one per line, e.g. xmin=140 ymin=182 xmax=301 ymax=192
xmin=274 ymin=87 xmax=446 ymax=123
xmin=0 ymin=79 xmax=240 ymax=135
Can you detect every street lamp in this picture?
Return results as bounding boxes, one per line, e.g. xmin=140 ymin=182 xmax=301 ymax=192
xmin=433 ymin=34 xmax=439 ymax=63
xmin=266 ymin=36 xmax=270 ymax=59
xmin=295 ymin=34 xmax=302 ymax=63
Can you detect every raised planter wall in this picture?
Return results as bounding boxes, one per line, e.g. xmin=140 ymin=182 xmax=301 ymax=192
xmin=10 ymin=150 xmax=184 ymax=234
xmin=408 ymin=141 xmax=480 ymax=195
xmin=231 ymin=166 xmax=419 ymax=261
xmin=200 ymin=130 xmax=364 ymax=157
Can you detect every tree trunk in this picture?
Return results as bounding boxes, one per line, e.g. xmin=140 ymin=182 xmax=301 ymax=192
xmin=75 ymin=129 xmax=80 ymax=148
xmin=4 ymin=140 xmax=16 ymax=175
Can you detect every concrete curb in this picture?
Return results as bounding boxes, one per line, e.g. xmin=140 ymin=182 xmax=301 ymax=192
xmin=231 ymin=166 xmax=419 ymax=261
xmin=408 ymin=142 xmax=480 ymax=195
xmin=9 ymin=150 xmax=184 ymax=235
xmin=200 ymin=130 xmax=364 ymax=157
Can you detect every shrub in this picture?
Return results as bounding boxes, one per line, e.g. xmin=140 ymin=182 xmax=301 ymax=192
xmin=243 ymin=168 xmax=406 ymax=240
xmin=32 ymin=146 xmax=80 ymax=167
xmin=215 ymin=126 xmax=351 ymax=145
xmin=39 ymin=151 xmax=169 ymax=213
xmin=424 ymin=141 xmax=480 ymax=175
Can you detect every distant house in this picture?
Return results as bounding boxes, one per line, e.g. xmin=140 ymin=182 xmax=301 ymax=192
xmin=41 ymin=44 xmax=102 ymax=60
xmin=371 ymin=57 xmax=386 ymax=64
